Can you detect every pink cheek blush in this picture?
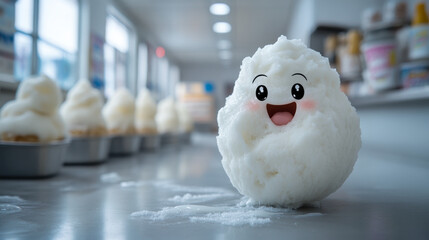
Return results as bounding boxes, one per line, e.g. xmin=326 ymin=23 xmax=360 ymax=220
xmin=246 ymin=100 xmax=261 ymax=111
xmin=300 ymin=100 xmax=316 ymax=111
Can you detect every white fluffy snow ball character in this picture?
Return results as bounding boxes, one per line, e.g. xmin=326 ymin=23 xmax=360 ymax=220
xmin=217 ymin=36 xmax=361 ymax=208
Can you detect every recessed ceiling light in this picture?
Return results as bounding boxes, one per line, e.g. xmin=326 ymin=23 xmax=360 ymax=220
xmin=210 ymin=3 xmax=230 ymax=15
xmin=213 ymin=22 xmax=231 ymax=33
xmin=217 ymin=40 xmax=231 ymax=49
xmin=219 ymin=50 xmax=232 ymax=60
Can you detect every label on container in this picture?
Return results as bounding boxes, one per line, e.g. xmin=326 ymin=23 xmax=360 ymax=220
xmin=409 ymin=26 xmax=429 ymax=60
xmin=401 ymin=62 xmax=429 ymax=88
xmin=362 ymin=41 xmax=397 ymax=90
xmin=341 ymin=54 xmax=361 ymax=79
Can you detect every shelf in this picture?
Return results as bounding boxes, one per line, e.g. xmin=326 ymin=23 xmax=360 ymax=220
xmin=340 ymin=76 xmax=363 ymax=83
xmin=363 ymin=20 xmax=407 ymax=33
xmin=349 ymin=86 xmax=429 ymax=107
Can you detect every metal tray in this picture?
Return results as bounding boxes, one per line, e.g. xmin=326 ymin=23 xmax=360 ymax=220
xmin=109 ymin=135 xmax=141 ymax=155
xmin=160 ymin=133 xmax=179 ymax=146
xmin=140 ymin=134 xmax=161 ymax=151
xmin=0 ymin=139 xmax=70 ymax=178
xmin=179 ymin=132 xmax=192 ymax=144
xmin=64 ymin=136 xmax=111 ymax=164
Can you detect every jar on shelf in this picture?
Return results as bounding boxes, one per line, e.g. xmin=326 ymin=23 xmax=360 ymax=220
xmin=408 ymin=2 xmax=429 ymax=60
xmin=324 ymin=35 xmax=338 ymax=69
xmin=383 ymin=1 xmax=408 ymax=26
xmin=400 ymin=60 xmax=429 ymax=88
xmin=361 ymin=30 xmax=399 ymax=91
xmin=339 ymin=30 xmax=363 ymax=80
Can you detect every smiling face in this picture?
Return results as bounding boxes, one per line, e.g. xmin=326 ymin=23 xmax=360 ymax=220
xmin=253 ymin=73 xmax=307 ymax=126
xmin=231 ymin=37 xmax=340 ymax=134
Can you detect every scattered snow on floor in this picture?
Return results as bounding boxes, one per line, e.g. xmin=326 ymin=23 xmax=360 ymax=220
xmin=168 ymin=193 xmax=235 ymax=204
xmin=153 ymin=181 xmax=233 ymax=194
xmin=131 ymin=204 xmax=284 ymax=226
xmin=128 ymin=182 xmax=324 ymax=226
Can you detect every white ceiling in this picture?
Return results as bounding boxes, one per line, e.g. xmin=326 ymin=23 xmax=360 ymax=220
xmin=116 ymin=0 xmax=296 ymax=67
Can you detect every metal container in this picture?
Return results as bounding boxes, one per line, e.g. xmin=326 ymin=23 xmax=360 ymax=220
xmin=140 ymin=134 xmax=161 ymax=151
xmin=160 ymin=133 xmax=179 ymax=146
xmin=0 ymin=139 xmax=70 ymax=178
xmin=64 ymin=136 xmax=111 ymax=164
xmin=179 ymin=132 xmax=192 ymax=144
xmin=109 ymin=135 xmax=141 ymax=155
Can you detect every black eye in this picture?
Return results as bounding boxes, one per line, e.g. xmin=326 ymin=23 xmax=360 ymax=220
xmin=291 ymin=83 xmax=304 ymax=100
xmin=255 ymin=85 xmax=268 ymax=101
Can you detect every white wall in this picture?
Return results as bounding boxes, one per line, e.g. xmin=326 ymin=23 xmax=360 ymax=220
xmin=314 ymin=0 xmax=384 ymax=27
xmin=286 ymin=0 xmax=315 ymax=44
xmin=285 ymin=0 xmax=386 ymax=44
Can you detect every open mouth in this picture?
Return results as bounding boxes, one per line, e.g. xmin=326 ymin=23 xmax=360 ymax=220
xmin=266 ymin=102 xmax=297 ymax=126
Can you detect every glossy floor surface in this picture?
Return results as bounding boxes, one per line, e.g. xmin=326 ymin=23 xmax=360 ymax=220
xmin=1 ymin=134 xmax=429 ymax=239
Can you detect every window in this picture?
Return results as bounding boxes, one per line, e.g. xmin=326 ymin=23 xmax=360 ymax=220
xmin=147 ymin=47 xmax=159 ymax=94
xmin=146 ymin=46 xmax=180 ymax=100
xmin=104 ymin=14 xmax=130 ymax=97
xmin=14 ymin=0 xmax=79 ymax=89
xmin=137 ymin=43 xmax=148 ymax=91
xmin=14 ymin=0 xmax=32 ymax=80
xmin=169 ymin=64 xmax=180 ymax=97
xmin=158 ymin=57 xmax=169 ymax=98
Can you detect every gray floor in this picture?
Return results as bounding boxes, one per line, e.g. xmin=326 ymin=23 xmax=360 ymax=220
xmin=1 ymin=134 xmax=429 ymax=239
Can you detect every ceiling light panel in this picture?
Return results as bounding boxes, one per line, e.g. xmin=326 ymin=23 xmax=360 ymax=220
xmin=210 ymin=3 xmax=230 ymax=15
xmin=213 ymin=22 xmax=231 ymax=33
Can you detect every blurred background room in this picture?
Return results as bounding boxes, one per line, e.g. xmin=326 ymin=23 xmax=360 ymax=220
xmin=1 ymin=0 xmax=429 ymax=238
xmin=0 ymin=0 xmax=428 ymax=159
